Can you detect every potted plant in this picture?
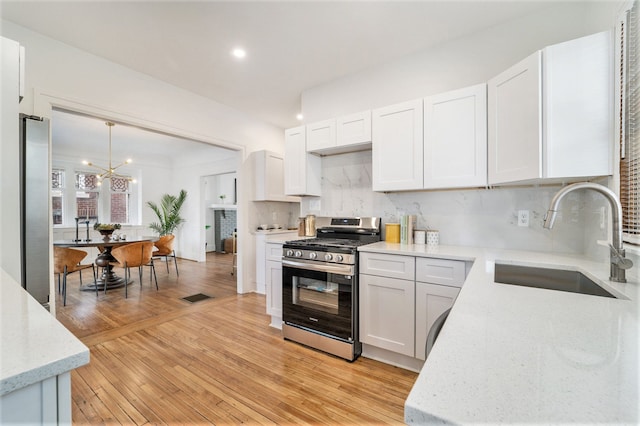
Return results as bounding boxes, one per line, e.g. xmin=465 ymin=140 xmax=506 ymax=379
xmin=93 ymin=223 xmax=121 ymax=239
xmin=219 ymin=194 xmax=227 ymax=204
xmin=147 ymin=189 xmax=188 ymax=236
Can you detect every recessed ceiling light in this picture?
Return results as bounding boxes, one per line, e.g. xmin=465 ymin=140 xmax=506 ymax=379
xmin=296 ymin=113 xmax=304 ymax=121
xmin=231 ymin=48 xmax=246 ymax=59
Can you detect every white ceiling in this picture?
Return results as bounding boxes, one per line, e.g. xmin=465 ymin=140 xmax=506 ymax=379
xmin=1 ymin=0 xmax=559 ymax=129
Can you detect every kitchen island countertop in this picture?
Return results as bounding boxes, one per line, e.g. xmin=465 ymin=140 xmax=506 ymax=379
xmin=0 ymin=268 xmax=89 ymax=396
xmin=358 ymin=242 xmax=639 ymax=424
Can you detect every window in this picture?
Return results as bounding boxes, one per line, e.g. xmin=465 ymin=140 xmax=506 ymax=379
xmin=109 ymin=176 xmax=131 ymax=224
xmin=75 ymin=171 xmax=99 ymax=220
xmin=51 ymin=168 xmax=64 ymax=225
xmin=74 ymin=171 xmax=132 ymax=224
xmin=619 ymin=0 xmax=640 ymax=244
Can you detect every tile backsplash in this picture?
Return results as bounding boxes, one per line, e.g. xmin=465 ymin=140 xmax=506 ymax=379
xmin=300 ymin=150 xmax=598 ymax=255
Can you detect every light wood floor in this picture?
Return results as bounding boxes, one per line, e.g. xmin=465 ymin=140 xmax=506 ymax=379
xmin=55 ymin=252 xmax=418 ymax=425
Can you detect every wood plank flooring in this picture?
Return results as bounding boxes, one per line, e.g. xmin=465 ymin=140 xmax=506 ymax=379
xmin=55 ymin=252 xmax=418 ymax=425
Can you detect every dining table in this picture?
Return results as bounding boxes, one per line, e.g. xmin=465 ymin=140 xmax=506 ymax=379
xmin=53 ymin=236 xmax=157 ymax=291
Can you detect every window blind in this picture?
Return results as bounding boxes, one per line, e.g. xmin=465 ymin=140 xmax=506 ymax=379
xmin=621 ymin=0 xmax=640 ymax=242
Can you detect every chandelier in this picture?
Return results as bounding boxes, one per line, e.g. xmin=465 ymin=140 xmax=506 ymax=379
xmin=82 ymin=121 xmax=135 ymax=185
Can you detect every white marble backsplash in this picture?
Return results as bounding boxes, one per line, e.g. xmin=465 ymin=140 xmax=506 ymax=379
xmin=249 ymin=201 xmax=300 ymax=231
xmin=300 ymin=150 xmax=601 ymax=256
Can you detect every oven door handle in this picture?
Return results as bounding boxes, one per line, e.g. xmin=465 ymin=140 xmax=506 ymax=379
xmin=282 ymin=259 xmax=354 ymax=276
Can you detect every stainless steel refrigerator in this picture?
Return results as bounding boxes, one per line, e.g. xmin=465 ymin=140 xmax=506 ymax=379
xmin=20 ymin=114 xmax=50 ymax=306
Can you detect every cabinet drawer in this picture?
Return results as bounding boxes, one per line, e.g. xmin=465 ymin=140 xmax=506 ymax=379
xmin=266 ymin=243 xmax=284 ymax=261
xmin=360 ymin=252 xmax=415 ymax=280
xmin=416 ymin=257 xmax=465 ymax=287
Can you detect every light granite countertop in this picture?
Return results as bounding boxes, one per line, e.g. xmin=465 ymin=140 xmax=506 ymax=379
xmin=0 ymin=268 xmax=89 ymax=396
xmin=359 ymin=242 xmax=639 ymax=424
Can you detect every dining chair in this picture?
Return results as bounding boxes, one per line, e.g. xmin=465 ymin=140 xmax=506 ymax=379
xmin=111 ymin=241 xmax=158 ymax=298
xmin=152 ymin=234 xmax=179 ymax=276
xmin=53 ymin=247 xmax=97 ymax=306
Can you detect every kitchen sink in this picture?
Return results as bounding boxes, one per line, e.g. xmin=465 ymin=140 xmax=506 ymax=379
xmin=494 ymin=264 xmax=616 ymax=298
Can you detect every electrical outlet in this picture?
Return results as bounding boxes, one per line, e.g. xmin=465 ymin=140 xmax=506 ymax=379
xmin=518 ymin=210 xmax=529 ymax=227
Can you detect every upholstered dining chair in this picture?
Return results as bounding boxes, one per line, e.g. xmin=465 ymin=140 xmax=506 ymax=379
xmin=152 ymin=234 xmax=179 ymax=276
xmin=53 ymin=247 xmax=97 ymax=306
xmin=111 ymin=241 xmax=158 ymax=298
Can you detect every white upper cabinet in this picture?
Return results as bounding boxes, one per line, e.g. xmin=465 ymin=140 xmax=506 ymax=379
xmin=253 ymin=150 xmax=300 ymax=202
xmin=306 ymin=119 xmax=336 ymax=152
xmin=284 ymin=126 xmax=322 ymax=196
xmin=372 ymin=99 xmax=424 ymax=191
xmin=488 ymin=30 xmax=613 ymax=185
xmin=336 ymin=110 xmax=372 ymax=147
xmin=424 ymin=84 xmax=487 ymax=189
xmin=488 ymin=52 xmax=542 ymax=184
xmin=306 ymin=110 xmax=373 ymax=155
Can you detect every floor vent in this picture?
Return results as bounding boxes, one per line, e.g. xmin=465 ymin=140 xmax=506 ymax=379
xmin=181 ymin=293 xmax=213 ymax=303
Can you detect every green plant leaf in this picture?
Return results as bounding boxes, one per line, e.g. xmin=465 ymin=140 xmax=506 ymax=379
xmin=146 ymin=189 xmax=188 ymax=236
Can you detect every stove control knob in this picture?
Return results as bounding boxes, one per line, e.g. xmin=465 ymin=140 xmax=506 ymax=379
xmin=324 ymin=254 xmax=333 ymax=261
xmin=286 ymin=250 xmax=294 ymax=257
xmin=309 ymin=252 xmax=317 ymax=260
xmin=335 ymin=254 xmax=344 ymax=262
xmin=295 ymin=250 xmax=303 ymax=257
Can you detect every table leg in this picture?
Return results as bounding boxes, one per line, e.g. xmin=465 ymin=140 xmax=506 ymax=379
xmin=80 ymin=246 xmax=131 ymax=291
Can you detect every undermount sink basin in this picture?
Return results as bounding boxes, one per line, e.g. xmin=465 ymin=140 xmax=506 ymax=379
xmin=494 ymin=264 xmax=616 ymax=298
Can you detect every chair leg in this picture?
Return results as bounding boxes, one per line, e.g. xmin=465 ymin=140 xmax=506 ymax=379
xmin=92 ymin=265 xmax=98 ymax=298
xmin=151 ymin=260 xmax=158 ymax=290
xmin=138 ymin=266 xmax=143 ymax=287
xmin=63 ymin=266 xmax=68 ymax=307
xmin=165 ymin=255 xmax=169 ymax=273
xmin=124 ymin=263 xmax=129 ymax=299
xmin=79 ymin=268 xmax=83 ymax=286
xmin=57 ymin=273 xmax=61 ymax=294
xmin=173 ymin=251 xmax=179 ymax=276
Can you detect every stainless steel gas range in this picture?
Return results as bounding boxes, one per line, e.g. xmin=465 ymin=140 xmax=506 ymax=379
xmin=281 ymin=217 xmax=381 ymax=361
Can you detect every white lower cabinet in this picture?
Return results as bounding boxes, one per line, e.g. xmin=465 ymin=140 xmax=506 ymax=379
xmin=0 ymin=372 xmax=71 ymax=424
xmin=415 ymin=282 xmax=460 ymax=361
xmin=359 ymin=252 xmax=465 ymax=363
xmin=265 ymin=240 xmax=290 ymax=328
xmin=360 ymin=274 xmax=416 ymax=357
xmin=266 ymin=259 xmax=283 ymax=319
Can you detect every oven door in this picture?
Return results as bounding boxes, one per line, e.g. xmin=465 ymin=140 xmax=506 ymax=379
xmin=282 ymin=259 xmax=356 ymax=341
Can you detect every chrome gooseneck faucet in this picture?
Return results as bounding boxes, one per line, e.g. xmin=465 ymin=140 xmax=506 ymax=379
xmin=543 ymin=182 xmax=633 ymax=283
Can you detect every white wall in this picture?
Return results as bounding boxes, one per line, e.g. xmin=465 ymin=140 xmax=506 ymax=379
xmin=0 ymin=20 xmax=286 ymax=295
xmin=301 ymin=2 xmax=623 ymax=122
xmin=299 ymin=1 xmax=624 ymax=259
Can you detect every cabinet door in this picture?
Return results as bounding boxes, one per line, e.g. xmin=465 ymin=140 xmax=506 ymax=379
xmin=266 ymin=260 xmax=283 ymax=318
xmin=254 ymin=150 xmax=300 ymax=202
xmin=372 ymin=99 xmax=424 ymax=191
xmin=336 ymin=110 xmax=372 ymax=147
xmin=488 ymin=51 xmax=542 ymax=185
xmin=424 ymin=84 xmax=487 ymax=189
xmin=360 ymin=252 xmax=415 ymax=281
xmin=255 ymin=235 xmax=266 ymax=295
xmin=284 ymin=126 xmax=322 ymax=196
xmin=307 ymin=119 xmax=336 ymax=152
xmin=415 ymin=257 xmax=466 ymax=287
xmin=360 ymin=274 xmax=415 ymax=356
xmin=415 ymin=282 xmax=460 ymax=360
xmin=543 ymin=30 xmax=613 ymax=178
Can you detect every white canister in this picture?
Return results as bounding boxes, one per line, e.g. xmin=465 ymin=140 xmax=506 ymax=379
xmin=426 ymin=230 xmax=439 ymax=246
xmin=414 ymin=230 xmax=426 ymax=245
